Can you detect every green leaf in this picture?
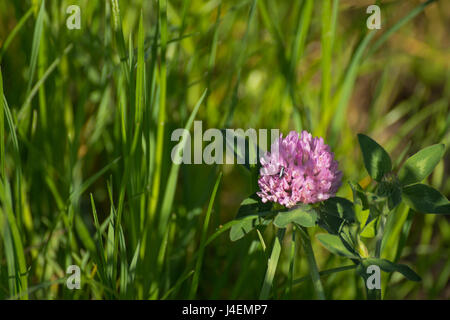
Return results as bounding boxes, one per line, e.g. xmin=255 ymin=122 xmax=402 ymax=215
xmin=321 ymin=197 xmax=356 ymax=223
xmin=376 ymin=175 xmax=402 ymax=211
xmin=230 ymin=216 xmax=270 ymax=241
xmin=355 ymin=206 xmax=370 ymax=229
xmin=235 ymin=195 xmax=271 ymax=216
xmin=230 ymin=216 xmax=270 ymax=242
xmin=357 ymin=134 xmax=392 ymax=181
xmin=317 ymin=197 xmax=356 ymax=236
xmin=273 ymin=205 xmax=317 ymax=228
xmin=387 ymin=185 xmax=402 ymax=211
xmin=366 ymin=193 xmax=386 ymax=218
xmin=363 ymin=258 xmax=421 ymax=282
xmin=229 ymin=194 xmax=273 ymax=241
xmin=398 ymin=144 xmax=445 ymax=186
xmin=349 ymin=181 xmax=369 ymax=210
xmin=317 ymin=208 xmax=346 ymax=236
xmin=316 ymin=234 xmax=358 ymax=259
xmin=402 ymin=183 xmax=450 ymax=214
xmin=360 ymin=217 xmax=377 ymax=238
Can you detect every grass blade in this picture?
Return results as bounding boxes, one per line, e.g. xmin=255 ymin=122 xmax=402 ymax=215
xmin=259 ymin=228 xmax=285 ymax=299
xmin=189 ymin=171 xmax=222 ymax=298
xmin=149 ymin=0 xmax=168 ymax=219
xmin=26 ymin=0 xmax=45 ymax=95
xmin=0 ymin=7 xmax=34 ymax=63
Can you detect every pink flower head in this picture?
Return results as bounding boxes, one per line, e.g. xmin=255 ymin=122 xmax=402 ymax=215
xmin=257 ymin=131 xmax=342 ymax=208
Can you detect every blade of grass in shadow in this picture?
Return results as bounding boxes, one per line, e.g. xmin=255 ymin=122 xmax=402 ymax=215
xmin=161 ymin=270 xmax=194 ymax=300
xmin=259 ymin=228 xmax=285 ymax=299
xmin=8 ymin=278 xmax=66 ymax=300
xmin=297 ymin=225 xmax=326 ymax=300
xmin=230 ymin=241 xmax=260 ymax=299
xmin=69 ymin=157 xmax=120 ymax=202
xmin=189 ymin=171 xmax=222 ymax=298
xmin=0 ymin=7 xmax=34 ymax=63
xmin=283 ymin=230 xmax=296 ymax=299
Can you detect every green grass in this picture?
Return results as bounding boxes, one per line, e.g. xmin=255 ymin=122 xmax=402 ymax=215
xmin=0 ymin=0 xmax=449 ymax=300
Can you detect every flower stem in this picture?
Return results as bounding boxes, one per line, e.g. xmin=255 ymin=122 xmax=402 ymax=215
xmin=297 ymin=225 xmax=326 ymax=300
xmin=375 ymin=214 xmax=387 ymax=259
xmin=372 ymin=214 xmax=387 ymax=300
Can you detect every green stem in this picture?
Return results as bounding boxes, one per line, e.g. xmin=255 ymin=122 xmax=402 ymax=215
xmin=375 ymin=214 xmax=387 ymax=259
xmin=297 ymin=225 xmax=326 ymax=300
xmin=371 ymin=214 xmax=387 ymax=300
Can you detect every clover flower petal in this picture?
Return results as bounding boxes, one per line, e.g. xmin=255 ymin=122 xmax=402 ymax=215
xmin=257 ymin=131 xmax=342 ymax=207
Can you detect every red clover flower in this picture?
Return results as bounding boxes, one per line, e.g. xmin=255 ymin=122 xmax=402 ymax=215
xmin=257 ymin=131 xmax=342 ymax=208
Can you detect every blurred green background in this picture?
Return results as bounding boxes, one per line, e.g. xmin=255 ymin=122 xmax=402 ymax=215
xmin=0 ymin=0 xmax=449 ymax=299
